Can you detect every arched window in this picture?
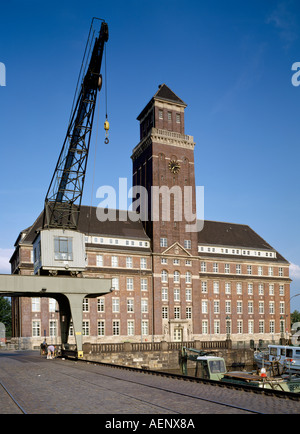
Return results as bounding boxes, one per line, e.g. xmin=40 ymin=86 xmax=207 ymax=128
xmin=161 ymin=270 xmax=168 ymax=283
xmin=174 ymin=271 xmax=180 ymax=283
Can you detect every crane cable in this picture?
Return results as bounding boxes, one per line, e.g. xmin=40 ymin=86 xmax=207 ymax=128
xmin=104 ymin=44 xmax=109 ymax=144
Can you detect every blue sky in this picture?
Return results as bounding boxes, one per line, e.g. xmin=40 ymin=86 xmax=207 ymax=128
xmin=1 ymin=0 xmax=300 ymax=310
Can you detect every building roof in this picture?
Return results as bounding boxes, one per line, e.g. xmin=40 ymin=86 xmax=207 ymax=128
xmin=197 ymin=220 xmax=288 ymax=263
xmin=15 ymin=206 xmax=288 ymax=263
xmin=137 ymin=84 xmax=186 ymax=121
xmin=19 ymin=206 xmax=150 ymax=245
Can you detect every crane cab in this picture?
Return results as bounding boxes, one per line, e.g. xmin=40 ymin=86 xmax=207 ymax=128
xmin=33 ymin=229 xmax=87 ymax=276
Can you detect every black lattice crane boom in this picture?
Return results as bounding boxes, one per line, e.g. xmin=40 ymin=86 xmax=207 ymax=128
xmin=43 ymin=19 xmax=109 ymax=230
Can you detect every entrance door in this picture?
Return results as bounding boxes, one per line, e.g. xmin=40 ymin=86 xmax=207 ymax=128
xmin=173 ymin=328 xmax=183 ymax=342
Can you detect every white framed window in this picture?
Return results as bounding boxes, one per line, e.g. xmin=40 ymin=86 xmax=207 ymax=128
xmin=140 ymin=258 xmax=147 ymax=269
xmin=111 ymin=256 xmax=118 ymax=267
xmin=49 ymin=320 xmax=57 ymax=337
xmin=176 ymin=113 xmax=181 ymax=123
xmin=112 ymin=298 xmax=120 ymax=313
xmin=280 ymin=301 xmax=285 ymax=314
xmin=184 ymin=240 xmax=191 ymax=249
xmin=141 ymin=278 xmax=148 ymax=291
xmin=213 ymin=281 xmax=219 ymax=294
xmin=159 ymin=109 xmax=163 ymax=119
xmin=259 ymin=301 xmax=264 ymax=314
xmin=97 ymin=320 xmax=105 ymax=336
xmin=225 ymin=282 xmax=231 ymax=294
xmin=162 ymin=288 xmax=168 ymax=301
xmin=202 ymin=320 xmax=208 ymax=334
xmin=126 ymin=256 xmax=133 ymax=268
xmin=201 ymin=262 xmax=206 ymax=272
xmin=237 ymin=301 xmax=242 ymax=314
xmin=248 ymin=320 xmax=254 ymax=334
xmin=82 ymin=298 xmax=89 ymax=312
xmin=270 ymin=320 xmax=275 ymax=334
xmin=224 ymin=264 xmax=230 ymax=274
xmin=173 ymin=258 xmax=180 ymax=265
xmin=32 ymin=298 xmax=40 ymax=312
xmin=258 ymin=266 xmax=263 ymax=276
xmin=167 ymin=111 xmax=172 ymax=121
xmin=236 ymin=264 xmax=241 ymax=274
xmin=248 ymin=283 xmax=253 ymax=295
xmin=160 ymin=237 xmax=167 ymax=247
xmin=279 ymin=285 xmax=285 ymax=296
xmin=174 ymin=307 xmax=180 ymax=319
xmin=247 ymin=265 xmax=252 ymax=275
xmin=259 ymin=320 xmax=264 ymax=334
xmin=174 ymin=271 xmax=180 ymax=283
xmin=82 ymin=321 xmax=89 ymax=336
xmin=161 ymin=258 xmax=167 ymax=264
xmin=32 ymin=320 xmax=40 ymax=337
xmin=214 ymin=300 xmax=220 ymax=314
xmin=237 ymin=320 xmax=243 ymax=334
xmin=49 ymin=298 xmax=56 ymax=313
xmin=269 ymin=301 xmax=275 ymax=314
xmin=248 ymin=301 xmax=253 ymax=314
xmin=186 ymin=288 xmax=192 ymax=301
xmin=236 ymin=283 xmax=242 ymax=294
xmin=96 ymin=255 xmax=103 ymax=267
xmin=201 ymin=281 xmax=207 ymax=293
xmin=185 ymin=260 xmax=191 ymax=266
xmin=162 ymin=306 xmax=168 ymax=319
xmin=202 ymin=300 xmax=208 ymax=314
xmin=174 ymin=288 xmax=180 ymax=301
xmin=186 ymin=307 xmax=192 ymax=319
xmin=268 ymin=266 xmax=273 ymax=276
xmin=142 ymin=320 xmax=148 ymax=335
xmin=112 ymin=277 xmax=119 ymax=291
xmin=141 ymin=299 xmax=148 ymax=313
xmin=127 ymin=299 xmax=134 ymax=313
xmin=127 ymin=321 xmax=134 ymax=336
xmin=126 ymin=278 xmax=134 ymax=291
xmin=213 ymin=263 xmax=218 ymax=273
xmin=278 ymin=267 xmax=283 ymax=277
xmin=258 ymin=283 xmax=264 ymax=295
xmin=225 ymin=300 xmax=231 ymax=314
xmin=113 ymin=320 xmax=120 ymax=336
xmin=185 ymin=271 xmax=192 ymax=284
xmin=214 ymin=320 xmax=220 ymax=334
xmin=161 ymin=270 xmax=168 ymax=283
xmin=269 ymin=284 xmax=274 ymax=295
xmin=97 ymin=298 xmax=105 ymax=312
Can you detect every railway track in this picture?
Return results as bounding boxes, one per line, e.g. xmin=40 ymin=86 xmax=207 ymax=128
xmin=0 ymin=379 xmax=27 ymax=414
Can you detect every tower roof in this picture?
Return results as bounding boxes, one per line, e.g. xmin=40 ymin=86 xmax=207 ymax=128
xmin=137 ymin=84 xmax=186 ymax=121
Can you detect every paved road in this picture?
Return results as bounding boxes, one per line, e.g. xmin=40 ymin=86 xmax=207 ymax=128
xmin=0 ymin=350 xmax=300 ymax=415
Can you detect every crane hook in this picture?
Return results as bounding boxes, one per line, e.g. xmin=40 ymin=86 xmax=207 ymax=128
xmin=104 ymin=118 xmax=109 ymax=144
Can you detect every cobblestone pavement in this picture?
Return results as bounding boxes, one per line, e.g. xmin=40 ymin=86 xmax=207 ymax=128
xmin=0 ymin=350 xmax=300 ymax=415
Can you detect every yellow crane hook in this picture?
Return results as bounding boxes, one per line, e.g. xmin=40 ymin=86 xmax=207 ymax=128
xmin=104 ymin=118 xmax=109 ymax=144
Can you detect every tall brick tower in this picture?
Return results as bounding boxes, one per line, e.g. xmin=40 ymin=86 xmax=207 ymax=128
xmin=131 ymin=84 xmax=200 ymax=341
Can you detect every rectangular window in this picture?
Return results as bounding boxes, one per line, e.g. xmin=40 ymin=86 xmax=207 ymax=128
xmin=97 ymin=298 xmax=105 ymax=312
xmin=225 ymin=282 xmax=231 ymax=294
xmin=236 ymin=283 xmax=242 ymax=294
xmin=214 ymin=320 xmax=220 ymax=334
xmin=141 ymin=278 xmax=148 ymax=291
xmin=82 ymin=321 xmax=89 ymax=336
xmin=140 ymin=258 xmax=147 ymax=269
xmin=174 ymin=288 xmax=180 ymax=301
xmin=126 ymin=257 xmax=133 ymax=268
xmin=127 ymin=299 xmax=134 ymax=313
xmin=127 ymin=278 xmax=134 ymax=290
xmin=259 ymin=283 xmax=264 ymax=295
xmin=201 ymin=262 xmax=206 ymax=272
xmin=184 ymin=240 xmax=191 ymax=249
xmin=186 ymin=307 xmax=192 ymax=319
xmin=160 ymin=237 xmax=167 ymax=247
xmin=258 ymin=266 xmax=263 ymax=276
xmin=159 ymin=109 xmax=163 ymax=119
xmin=113 ymin=320 xmax=120 ymax=336
xmin=248 ymin=283 xmax=253 ymax=295
xmin=268 ymin=266 xmax=273 ymax=276
xmin=247 ymin=265 xmax=252 ymax=275
xmin=248 ymin=320 xmax=254 ymax=334
xmin=270 ymin=320 xmax=275 ymax=334
xmin=202 ymin=300 xmax=208 ymax=314
xmin=176 ymin=113 xmax=181 ymax=123
xmin=98 ymin=320 xmax=105 ymax=336
xmin=224 ymin=264 xmax=230 ymax=274
xmin=141 ymin=299 xmax=148 ymax=313
xmin=237 ymin=320 xmax=243 ymax=334
xmin=174 ymin=307 xmax=180 ymax=319
xmin=111 ymin=256 xmax=118 ymax=267
xmin=269 ymin=284 xmax=274 ymax=295
xmin=127 ymin=320 xmax=134 ymax=336
xmin=112 ymin=298 xmax=120 ymax=313
xmin=213 ymin=263 xmax=218 ymax=273
xmin=202 ymin=320 xmax=208 ymax=334
xmin=32 ymin=321 xmax=40 ymax=337
xmin=32 ymin=298 xmax=40 ymax=312
xmin=82 ymin=298 xmax=89 ymax=312
xmin=237 ymin=301 xmax=242 ymax=314
xmin=162 ymin=288 xmax=168 ymax=301
xmin=112 ymin=277 xmax=119 ymax=291
xmin=54 ymin=236 xmax=73 ymax=261
xmin=49 ymin=320 xmax=57 ymax=337
xmin=96 ymin=255 xmax=103 ymax=267
xmin=213 ymin=281 xmax=219 ymax=294
xmin=186 ymin=288 xmax=192 ymax=301
xmin=236 ymin=264 xmax=241 ymax=274
xmin=279 ymin=285 xmax=285 ymax=296
xmin=201 ymin=281 xmax=207 ymax=293
xmin=214 ymin=300 xmax=220 ymax=314
xmin=225 ymin=300 xmax=231 ymax=314
xmin=142 ymin=320 xmax=148 ymax=336
xmin=248 ymin=301 xmax=253 ymax=314
xmin=259 ymin=301 xmax=264 ymax=314
xmin=162 ymin=306 xmax=168 ymax=319
xmin=49 ymin=298 xmax=56 ymax=313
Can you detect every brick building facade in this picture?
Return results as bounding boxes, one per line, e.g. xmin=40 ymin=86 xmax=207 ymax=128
xmin=10 ymin=84 xmax=291 ymax=348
